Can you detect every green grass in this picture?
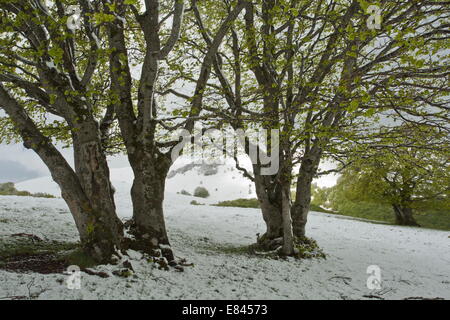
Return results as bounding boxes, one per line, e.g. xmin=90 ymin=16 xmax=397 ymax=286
xmin=0 ymin=191 xmax=56 ymax=198
xmin=199 ymin=242 xmax=252 ymax=256
xmin=329 ymin=201 xmax=395 ymax=223
xmin=210 ymin=194 xmax=448 ymax=231
xmin=64 ymin=248 xmax=98 ymax=269
xmin=0 ymin=236 xmax=101 ymax=272
xmin=213 ymin=198 xmax=335 ymax=215
xmin=0 ymin=238 xmax=79 ymax=262
xmin=215 ymin=245 xmax=252 ymax=255
xmin=414 ymin=209 xmax=450 ymax=231
xmin=328 ymin=201 xmax=450 ymax=231
xmin=214 ymin=198 xmax=260 ymax=208
xmin=30 ymin=192 xmax=56 ymax=199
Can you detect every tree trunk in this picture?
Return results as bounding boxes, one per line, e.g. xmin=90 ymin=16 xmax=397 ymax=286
xmin=281 ymin=188 xmax=294 ymax=255
xmin=71 ymin=122 xmax=124 ymax=262
xmin=254 ymin=172 xmax=283 ymax=247
xmin=0 ymin=87 xmax=123 ymax=263
xmin=292 ymin=150 xmax=321 ymax=238
xmin=291 ymin=177 xmax=312 ymax=238
xmin=393 ymin=204 xmax=420 ymax=227
xmin=128 ymin=151 xmax=174 ymax=262
xmin=46 ymin=136 xmax=123 ymax=263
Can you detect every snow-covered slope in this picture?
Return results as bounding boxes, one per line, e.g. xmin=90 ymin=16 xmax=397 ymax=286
xmin=0 ymin=186 xmax=449 ymax=299
xmin=166 ymin=158 xmax=256 ymax=202
xmin=16 ymin=176 xmax=61 ymax=197
xmin=16 ymin=157 xmax=256 ymax=204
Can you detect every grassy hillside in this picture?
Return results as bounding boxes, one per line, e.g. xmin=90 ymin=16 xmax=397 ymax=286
xmin=214 ymin=198 xmax=334 ymax=214
xmin=327 ymin=200 xmax=450 ymax=231
xmin=214 ymin=197 xmax=450 ymax=231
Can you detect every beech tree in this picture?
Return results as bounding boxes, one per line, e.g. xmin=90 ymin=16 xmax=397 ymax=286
xmin=0 ymin=0 xmax=245 ymax=263
xmin=342 ymin=156 xmax=449 ymax=227
xmin=183 ymin=0 xmax=449 ymax=253
xmin=103 ymin=0 xmax=245 ymax=260
xmin=330 ymin=123 xmax=449 ymax=226
xmin=0 ymin=0 xmax=125 ymax=262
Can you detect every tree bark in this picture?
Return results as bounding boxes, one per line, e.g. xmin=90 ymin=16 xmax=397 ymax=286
xmin=393 ymin=204 xmax=420 ymax=227
xmin=128 ymin=150 xmax=174 ymax=262
xmin=71 ymin=121 xmax=124 ymax=262
xmin=281 ymin=187 xmax=294 ymax=255
xmin=292 ymin=149 xmax=321 ymax=238
xmin=254 ymin=172 xmax=283 ymax=247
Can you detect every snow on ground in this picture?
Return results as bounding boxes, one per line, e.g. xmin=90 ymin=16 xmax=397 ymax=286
xmin=17 ymin=157 xmax=257 ymax=203
xmin=2 ymin=161 xmax=449 ymax=300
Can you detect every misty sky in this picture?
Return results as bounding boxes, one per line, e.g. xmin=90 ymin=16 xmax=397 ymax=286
xmin=0 ymin=143 xmax=129 ymax=183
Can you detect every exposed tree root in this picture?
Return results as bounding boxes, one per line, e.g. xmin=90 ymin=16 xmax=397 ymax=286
xmin=121 ymin=221 xmax=188 ymax=271
xmin=250 ymin=235 xmax=326 ymax=259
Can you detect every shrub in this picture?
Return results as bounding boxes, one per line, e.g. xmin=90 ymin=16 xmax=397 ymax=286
xmin=203 ymin=169 xmax=218 ymax=176
xmin=180 ymin=190 xmax=192 ymax=196
xmin=194 ymin=186 xmax=210 ymax=198
xmin=190 ymin=200 xmax=204 ymax=206
xmin=0 ymin=182 xmax=15 ymax=194
xmin=15 ymin=190 xmax=32 ymax=197
xmin=0 ymin=182 xmax=55 ymax=198
xmin=32 ymin=192 xmax=55 ymax=199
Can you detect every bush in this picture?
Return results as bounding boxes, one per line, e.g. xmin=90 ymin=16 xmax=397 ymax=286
xmin=15 ymin=190 xmax=32 ymax=197
xmin=180 ymin=190 xmax=192 ymax=196
xmin=32 ymin=192 xmax=55 ymax=199
xmin=203 ymin=168 xmax=218 ymax=176
xmin=215 ymin=198 xmax=260 ymax=208
xmin=0 ymin=182 xmax=55 ymax=198
xmin=194 ymin=186 xmax=210 ymax=198
xmin=0 ymin=182 xmax=15 ymax=194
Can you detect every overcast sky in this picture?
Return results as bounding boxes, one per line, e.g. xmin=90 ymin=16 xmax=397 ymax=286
xmin=0 ymin=144 xmax=54 ymax=182
xmin=0 ymin=143 xmax=129 ymax=183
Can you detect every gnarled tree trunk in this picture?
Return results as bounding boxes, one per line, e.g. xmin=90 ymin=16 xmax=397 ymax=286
xmin=393 ymin=204 xmax=420 ymax=227
xmin=254 ymin=171 xmax=283 ymax=248
xmin=292 ymin=149 xmax=322 ymax=238
xmin=71 ymin=121 xmax=124 ymax=262
xmin=127 ymin=150 xmax=174 ymax=262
